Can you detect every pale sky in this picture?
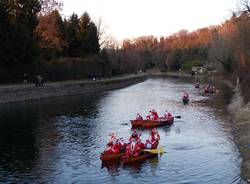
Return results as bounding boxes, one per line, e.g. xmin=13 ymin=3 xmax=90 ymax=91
xmin=62 ymin=0 xmax=237 ymax=41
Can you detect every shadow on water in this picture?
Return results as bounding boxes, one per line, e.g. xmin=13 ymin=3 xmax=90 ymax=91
xmin=0 ymin=93 xmax=103 ymax=181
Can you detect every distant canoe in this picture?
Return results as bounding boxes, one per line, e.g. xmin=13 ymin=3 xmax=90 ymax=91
xmin=182 ymin=98 xmax=189 ymax=104
xmin=131 ymin=117 xmax=174 ymax=128
xmin=194 ymin=83 xmax=200 ymax=88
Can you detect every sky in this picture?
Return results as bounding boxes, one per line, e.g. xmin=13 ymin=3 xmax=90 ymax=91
xmin=62 ymin=0 xmax=237 ymax=41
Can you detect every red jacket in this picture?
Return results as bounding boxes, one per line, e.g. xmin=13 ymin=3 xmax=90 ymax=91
xmin=125 ymin=142 xmax=143 ymax=157
xmin=152 ymin=112 xmax=159 ymax=120
xmin=150 ymin=132 xmax=160 ymax=149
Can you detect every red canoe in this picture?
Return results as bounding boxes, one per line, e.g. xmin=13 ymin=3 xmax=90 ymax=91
xmin=182 ymin=98 xmax=189 ymax=104
xmin=122 ymin=153 xmax=156 ymax=165
xmin=100 ymin=152 xmax=125 ymax=162
xmin=131 ymin=117 xmax=174 ymax=128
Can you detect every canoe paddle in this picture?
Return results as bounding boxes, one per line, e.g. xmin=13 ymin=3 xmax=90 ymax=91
xmin=174 ymin=116 xmax=181 ymax=119
xmin=144 ymin=147 xmax=166 ymax=154
xmin=121 ymin=122 xmax=129 ymax=125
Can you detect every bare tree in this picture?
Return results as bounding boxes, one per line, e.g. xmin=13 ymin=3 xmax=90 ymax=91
xmin=96 ymin=17 xmax=114 ymax=49
xmin=237 ymin=0 xmax=250 ymax=13
xmin=39 ymin=0 xmax=63 ymax=15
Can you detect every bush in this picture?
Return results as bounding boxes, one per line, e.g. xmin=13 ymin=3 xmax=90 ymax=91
xmin=181 ymin=62 xmax=193 ymax=70
xmin=191 ymin=60 xmax=203 ymax=67
xmin=181 ymin=60 xmax=203 ymax=71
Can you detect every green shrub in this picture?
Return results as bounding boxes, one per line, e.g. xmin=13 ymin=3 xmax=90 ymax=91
xmin=191 ymin=60 xmax=203 ymax=67
xmin=181 ymin=62 xmax=193 ymax=70
xmin=181 ymin=60 xmax=203 ymax=71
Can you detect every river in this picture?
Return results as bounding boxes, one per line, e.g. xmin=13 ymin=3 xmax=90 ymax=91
xmin=0 ymin=77 xmax=244 ymax=183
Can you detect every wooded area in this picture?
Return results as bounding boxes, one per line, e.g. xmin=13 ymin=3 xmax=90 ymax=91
xmin=0 ymin=0 xmax=250 ymax=87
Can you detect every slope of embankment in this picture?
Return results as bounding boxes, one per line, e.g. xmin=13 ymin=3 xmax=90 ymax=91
xmin=0 ymin=74 xmax=147 ymax=104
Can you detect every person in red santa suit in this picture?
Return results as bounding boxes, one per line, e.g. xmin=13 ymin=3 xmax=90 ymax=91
xmin=108 ymin=132 xmax=116 ymax=145
xmin=183 ymin=91 xmax=189 ymax=100
xmin=146 ymin=128 xmax=160 ymax=149
xmin=146 ymin=110 xmax=152 ymax=120
xmin=125 ymin=138 xmax=135 ymax=157
xmin=151 ymin=109 xmax=159 ymax=121
xmin=135 ymin=113 xmax=143 ymax=120
xmin=103 ymin=133 xmax=119 ymax=154
xmin=125 ymin=138 xmax=144 ymax=157
xmin=129 ymin=130 xmax=141 ymax=142
xmin=133 ymin=139 xmax=144 ymax=157
xmin=117 ymin=138 xmax=126 ymax=152
xmin=164 ymin=110 xmax=173 ymax=121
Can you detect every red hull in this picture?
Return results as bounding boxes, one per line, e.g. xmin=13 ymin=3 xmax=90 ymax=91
xmin=142 ymin=117 xmax=173 ymax=128
xmin=122 ymin=153 xmax=155 ymax=164
xmin=131 ymin=118 xmax=174 ymax=128
xmin=130 ymin=119 xmax=143 ymax=127
xmin=100 ymin=152 xmax=124 ymax=162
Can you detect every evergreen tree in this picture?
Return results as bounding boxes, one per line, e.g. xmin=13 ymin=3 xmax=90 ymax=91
xmin=65 ymin=13 xmax=81 ymax=57
xmin=0 ymin=1 xmax=12 ymax=65
xmin=79 ymin=12 xmax=100 ymax=56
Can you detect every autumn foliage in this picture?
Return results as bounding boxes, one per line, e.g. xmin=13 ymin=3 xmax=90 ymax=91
xmin=1 ymin=0 xmax=250 ymax=85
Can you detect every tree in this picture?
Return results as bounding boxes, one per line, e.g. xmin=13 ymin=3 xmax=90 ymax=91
xmin=96 ymin=17 xmax=114 ymax=49
xmin=39 ymin=0 xmax=63 ymax=15
xmin=0 ymin=1 xmax=13 ymax=65
xmin=65 ymin=13 xmax=81 ymax=57
xmin=79 ymin=12 xmax=100 ymax=56
xmin=0 ymin=0 xmax=41 ymax=65
xmin=36 ymin=10 xmax=66 ymax=58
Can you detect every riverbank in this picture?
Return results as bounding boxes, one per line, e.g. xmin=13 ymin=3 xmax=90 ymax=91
xmin=0 ymin=74 xmax=147 ymax=104
xmin=148 ymin=71 xmax=193 ymax=78
xmin=228 ymin=85 xmax=250 ymax=183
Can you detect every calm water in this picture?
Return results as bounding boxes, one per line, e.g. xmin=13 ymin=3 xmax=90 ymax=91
xmin=0 ymin=77 xmax=244 ymax=183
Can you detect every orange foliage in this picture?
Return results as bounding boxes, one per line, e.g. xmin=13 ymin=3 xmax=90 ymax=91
xmin=36 ymin=10 xmax=66 ymax=52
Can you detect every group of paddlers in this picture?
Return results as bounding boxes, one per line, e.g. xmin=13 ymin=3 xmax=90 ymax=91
xmin=135 ymin=110 xmax=173 ymax=121
xmin=204 ymin=84 xmax=216 ymax=94
xmin=194 ymin=80 xmax=217 ymax=94
xmin=103 ymin=128 xmax=160 ymax=158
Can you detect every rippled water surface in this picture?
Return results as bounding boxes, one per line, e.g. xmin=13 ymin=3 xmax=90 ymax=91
xmin=0 ymin=77 xmax=244 ymax=183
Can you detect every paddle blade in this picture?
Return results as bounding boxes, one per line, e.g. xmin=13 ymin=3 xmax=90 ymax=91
xmin=174 ymin=116 xmax=181 ymax=119
xmin=144 ymin=147 xmax=165 ymax=154
xmin=159 ymin=147 xmax=164 ymax=154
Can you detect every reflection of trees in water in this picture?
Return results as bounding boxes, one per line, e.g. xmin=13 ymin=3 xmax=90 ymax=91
xmin=0 ymin=93 xmax=103 ymax=180
xmin=0 ymin=104 xmax=39 ymax=176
